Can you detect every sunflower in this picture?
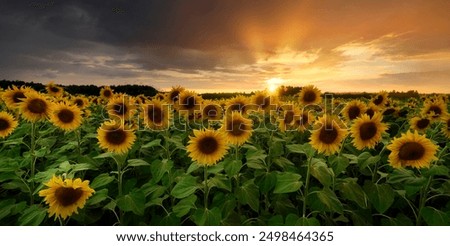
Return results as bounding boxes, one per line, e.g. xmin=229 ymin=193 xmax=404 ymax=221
xmin=364 ymin=103 xmax=380 ymax=118
xmin=410 ymin=115 xmax=431 ymax=132
xmin=252 ymin=91 xmax=278 ymax=113
xmin=72 ymin=96 xmax=89 ymax=109
xmin=225 ymin=95 xmax=250 ymax=115
xmin=176 ymin=90 xmax=202 ymax=115
xmin=201 ymin=101 xmax=223 ymax=121
xmin=278 ymin=106 xmax=300 ymax=132
xmin=350 ymin=113 xmax=388 ymax=150
xmin=46 ymin=82 xmax=64 ymax=97
xmin=107 ymin=94 xmax=136 ymax=121
xmin=294 ymin=110 xmax=314 ymax=132
xmin=220 ymin=111 xmax=253 ymax=146
xmin=19 ymin=91 xmax=53 ymax=122
xmin=342 ymin=100 xmax=366 ymax=122
xmin=382 ymin=107 xmax=399 ymax=116
xmin=186 ymin=129 xmax=229 ymax=166
xmin=298 ymin=85 xmax=322 ymax=105
xmin=0 ymin=111 xmax=18 ymax=138
xmin=1 ymin=85 xmax=30 ymax=109
xmin=97 ymin=120 xmax=136 ymax=154
xmin=39 ymin=175 xmax=94 ymax=220
xmin=421 ymin=99 xmax=447 ymax=120
xmin=387 ymin=131 xmax=438 ymax=169
xmin=441 ymin=116 xmax=450 ymax=138
xmin=309 ymin=115 xmax=348 ymax=155
xmin=50 ymin=102 xmax=82 ymax=131
xmin=153 ymin=93 xmax=166 ymax=102
xmin=166 ymin=85 xmax=185 ymax=104
xmin=141 ymin=100 xmax=171 ymax=130
xmin=371 ymin=91 xmax=388 ymax=108
xmin=99 ymin=86 xmax=114 ymax=101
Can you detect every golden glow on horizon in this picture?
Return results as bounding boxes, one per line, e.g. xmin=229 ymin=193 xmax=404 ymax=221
xmin=266 ymin=77 xmax=284 ymax=93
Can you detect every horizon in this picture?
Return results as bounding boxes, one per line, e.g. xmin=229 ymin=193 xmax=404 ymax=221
xmin=1 ymin=1 xmax=449 ymax=93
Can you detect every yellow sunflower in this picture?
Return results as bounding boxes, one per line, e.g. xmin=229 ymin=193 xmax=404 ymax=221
xmin=342 ymin=100 xmax=367 ymax=122
xmin=1 ymin=85 xmax=31 ymax=109
xmin=176 ymin=90 xmax=202 ymax=115
xmin=441 ymin=116 xmax=450 ymax=138
xmin=50 ymin=102 xmax=82 ymax=131
xmin=39 ymin=175 xmax=94 ymax=220
xmin=152 ymin=93 xmax=166 ymax=102
xmin=225 ymin=95 xmax=250 ymax=115
xmin=278 ymin=106 xmax=300 ymax=132
xmin=294 ymin=110 xmax=314 ymax=132
xmin=421 ymin=99 xmax=448 ymax=120
xmin=186 ymin=129 xmax=229 ymax=166
xmin=220 ymin=111 xmax=253 ymax=146
xmin=99 ymin=86 xmax=114 ymax=101
xmin=298 ymin=85 xmax=322 ymax=106
xmin=252 ymin=91 xmax=278 ymax=113
xmin=141 ymin=100 xmax=171 ymax=130
xmin=107 ymin=94 xmax=136 ymax=121
xmin=371 ymin=91 xmax=388 ymax=108
xmin=46 ymin=82 xmax=64 ymax=97
xmin=19 ymin=91 xmax=53 ymax=122
xmin=309 ymin=115 xmax=348 ymax=155
xmin=97 ymin=120 xmax=136 ymax=154
xmin=410 ymin=115 xmax=432 ymax=133
xmin=72 ymin=96 xmax=89 ymax=109
xmin=166 ymin=85 xmax=185 ymax=104
xmin=387 ymin=131 xmax=438 ymax=169
xmin=0 ymin=111 xmax=18 ymax=138
xmin=350 ymin=113 xmax=388 ymax=150
xmin=364 ymin=103 xmax=380 ymax=118
xmin=201 ymin=101 xmax=223 ymax=121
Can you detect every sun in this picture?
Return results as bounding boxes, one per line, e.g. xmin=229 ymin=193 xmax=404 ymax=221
xmin=266 ymin=77 xmax=284 ymax=93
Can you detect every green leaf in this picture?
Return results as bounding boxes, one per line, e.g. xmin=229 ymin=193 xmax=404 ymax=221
xmin=357 ymin=152 xmax=380 ymax=170
xmin=141 ymin=139 xmax=162 ymax=149
xmin=186 ymin=162 xmax=200 ymax=174
xmin=171 ymin=175 xmax=198 ymax=199
xmin=116 ymin=190 xmax=146 ymax=216
xmin=245 ymin=149 xmax=267 ymax=170
xmin=424 ymin=165 xmax=450 ymax=177
xmin=422 ymin=207 xmax=449 ymax=226
xmin=310 ymin=158 xmax=334 ymax=187
xmin=296 ymin=217 xmax=321 ymax=226
xmin=273 ymin=157 xmax=294 ymax=169
xmin=273 ymin=172 xmax=302 ymax=194
xmin=224 ymin=159 xmax=242 ymax=177
xmin=71 ymin=163 xmax=98 ymax=173
xmin=208 ymin=174 xmax=232 ymax=192
xmin=172 ymin=195 xmax=197 ymax=217
xmin=0 ymin=199 xmax=15 ymax=220
xmin=286 ymin=143 xmax=315 ymax=157
xmin=338 ymin=179 xmax=368 ymax=208
xmin=316 ymin=187 xmax=344 ymax=214
xmin=127 ymin=159 xmax=151 ymax=167
xmin=191 ymin=207 xmax=222 ymax=226
xmin=93 ymin=152 xmax=114 ymax=159
xmin=236 ymin=180 xmax=260 ymax=212
xmin=387 ymin=169 xmax=426 ymax=186
xmin=86 ymin=189 xmax=108 ymax=205
xmin=364 ymin=181 xmax=395 ymax=214
xmin=255 ymin=172 xmax=277 ymax=193
xmin=18 ymin=205 xmax=47 ymax=226
xmin=151 ymin=159 xmax=174 ymax=183
xmin=330 ymin=156 xmax=349 ymax=176
xmin=90 ymin=174 xmax=115 ymax=189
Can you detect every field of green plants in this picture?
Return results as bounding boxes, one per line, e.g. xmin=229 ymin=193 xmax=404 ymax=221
xmin=0 ymin=83 xmax=449 ymax=226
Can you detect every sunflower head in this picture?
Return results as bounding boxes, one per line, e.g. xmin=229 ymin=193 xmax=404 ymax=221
xmin=39 ymin=175 xmax=94 ymax=220
xmin=176 ymin=90 xmax=202 ymax=114
xmin=97 ymin=120 xmax=136 ymax=154
xmin=441 ymin=116 xmax=450 ymax=139
xmin=252 ymin=91 xmax=278 ymax=113
xmin=221 ymin=111 xmax=253 ymax=146
xmin=410 ymin=115 xmax=431 ymax=132
xmin=364 ymin=103 xmax=380 ymax=118
xmin=141 ymin=100 xmax=171 ymax=130
xmin=50 ymin=101 xmax=82 ymax=131
xmin=19 ymin=91 xmax=53 ymax=122
xmin=152 ymin=93 xmax=166 ymax=102
xmin=372 ymin=91 xmax=388 ymax=108
xmin=387 ymin=131 xmax=438 ymax=169
xmin=421 ymin=99 xmax=448 ymax=120
xmin=298 ymin=85 xmax=322 ymax=105
xmin=165 ymin=85 xmax=185 ymax=104
xmin=343 ymin=100 xmax=367 ymax=122
xmin=0 ymin=111 xmax=19 ymax=138
xmin=294 ymin=110 xmax=315 ymax=132
xmin=1 ymin=85 xmax=31 ymax=109
xmin=225 ymin=95 xmax=250 ymax=115
xmin=309 ymin=114 xmax=348 ymax=155
xmin=350 ymin=113 xmax=388 ymax=150
xmin=107 ymin=95 xmax=136 ymax=121
xmin=46 ymin=82 xmax=64 ymax=97
xmin=201 ymin=101 xmax=223 ymax=121
xmin=278 ymin=106 xmax=300 ymax=132
xmin=187 ymin=129 xmax=229 ymax=166
xmin=100 ymin=86 xmax=114 ymax=100
xmin=72 ymin=96 xmax=89 ymax=109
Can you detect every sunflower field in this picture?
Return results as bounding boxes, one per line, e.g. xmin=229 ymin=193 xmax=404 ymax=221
xmin=0 ymin=83 xmax=449 ymax=226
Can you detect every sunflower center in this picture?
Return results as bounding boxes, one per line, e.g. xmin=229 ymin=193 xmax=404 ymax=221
xmin=0 ymin=118 xmax=10 ymax=131
xmin=428 ymin=106 xmax=442 ymax=116
xmin=105 ymin=129 xmax=127 ymax=145
xmin=303 ymin=90 xmax=317 ymax=103
xmin=50 ymin=86 xmax=60 ymax=93
xmin=13 ymin=92 xmax=26 ymax=103
xmin=383 ymin=108 xmax=396 ymax=115
xmin=75 ymin=99 xmax=84 ymax=107
xmin=359 ymin=122 xmax=377 ymax=140
xmin=103 ymin=90 xmax=112 ymax=98
xmin=198 ymin=136 xmax=219 ymax=154
xmin=182 ymin=96 xmax=196 ymax=109
xmin=113 ymin=103 xmax=127 ymax=115
xmin=348 ymin=106 xmax=361 ymax=120
xmin=54 ymin=187 xmax=83 ymax=207
xmin=373 ymin=95 xmax=383 ymax=105
xmin=398 ymin=142 xmax=425 ymax=161
xmin=227 ymin=119 xmax=246 ymax=136
xmin=416 ymin=118 xmax=430 ymax=129
xmin=318 ymin=124 xmax=338 ymax=144
xmin=57 ymin=109 xmax=75 ymax=123
xmin=284 ymin=111 xmax=294 ymax=124
xmin=229 ymin=102 xmax=244 ymax=112
xmin=170 ymin=91 xmax=180 ymax=101
xmin=27 ymin=98 xmax=47 ymax=114
xmin=148 ymin=105 xmax=163 ymax=123
xmin=366 ymin=109 xmax=375 ymax=118
xmin=203 ymin=105 xmax=218 ymax=118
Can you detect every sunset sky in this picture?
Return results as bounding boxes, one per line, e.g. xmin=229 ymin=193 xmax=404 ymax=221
xmin=1 ymin=0 xmax=449 ymax=93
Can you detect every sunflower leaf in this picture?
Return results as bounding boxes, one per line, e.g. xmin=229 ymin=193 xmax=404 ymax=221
xmin=273 ymin=172 xmax=302 ymax=193
xmin=172 ymin=194 xmax=197 ymax=217
xmin=171 ymin=175 xmax=198 ymax=199
xmin=18 ymin=205 xmax=47 ymax=226
xmin=91 ymin=173 xmax=115 ymax=189
xmin=141 ymin=139 xmax=162 ymax=149
xmin=116 ymin=190 xmax=146 ymax=216
xmin=363 ymin=181 xmax=395 ymax=214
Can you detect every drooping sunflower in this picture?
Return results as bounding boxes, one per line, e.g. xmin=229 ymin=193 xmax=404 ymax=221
xmin=371 ymin=91 xmax=388 ymax=108
xmin=46 ymin=82 xmax=64 ymax=97
xmin=1 ymin=85 xmax=30 ymax=109
xmin=409 ymin=115 xmax=432 ymax=132
xmin=97 ymin=120 xmax=136 ymax=154
xmin=39 ymin=175 xmax=94 ymax=220
xmin=225 ymin=95 xmax=250 ymax=115
xmin=309 ymin=115 xmax=348 ymax=155
xmin=166 ymin=85 xmax=185 ymax=104
xmin=350 ymin=113 xmax=388 ymax=150
xmin=0 ymin=111 xmax=18 ymax=138
xmin=220 ymin=111 xmax=253 ymax=146
xmin=176 ymin=90 xmax=202 ymax=115
xmin=342 ymin=100 xmax=367 ymax=122
xmin=387 ymin=131 xmax=438 ymax=169
xmin=186 ymin=128 xmax=229 ymax=166
xmin=99 ymin=86 xmax=114 ymax=101
xmin=107 ymin=94 xmax=136 ymax=121
xmin=252 ymin=91 xmax=278 ymax=113
xmin=50 ymin=102 xmax=82 ymax=131
xmin=441 ymin=116 xmax=450 ymax=138
xmin=71 ymin=96 xmax=89 ymax=109
xmin=19 ymin=91 xmax=53 ymax=122
xmin=298 ymin=85 xmax=322 ymax=106
xmin=421 ymin=99 xmax=448 ymax=120
xmin=201 ymin=101 xmax=223 ymax=121
xmin=141 ymin=100 xmax=171 ymax=130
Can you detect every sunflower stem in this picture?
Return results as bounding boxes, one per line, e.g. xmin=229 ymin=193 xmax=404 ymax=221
xmin=204 ymin=167 xmax=209 ymax=210
xmin=416 ymin=174 xmax=432 ymax=225
xmin=30 ymin=122 xmax=37 ymax=205
xmin=372 ymin=145 xmax=387 ymax=183
xmin=302 ymin=155 xmax=313 ymax=218
xmin=75 ymin=128 xmax=82 ymax=158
